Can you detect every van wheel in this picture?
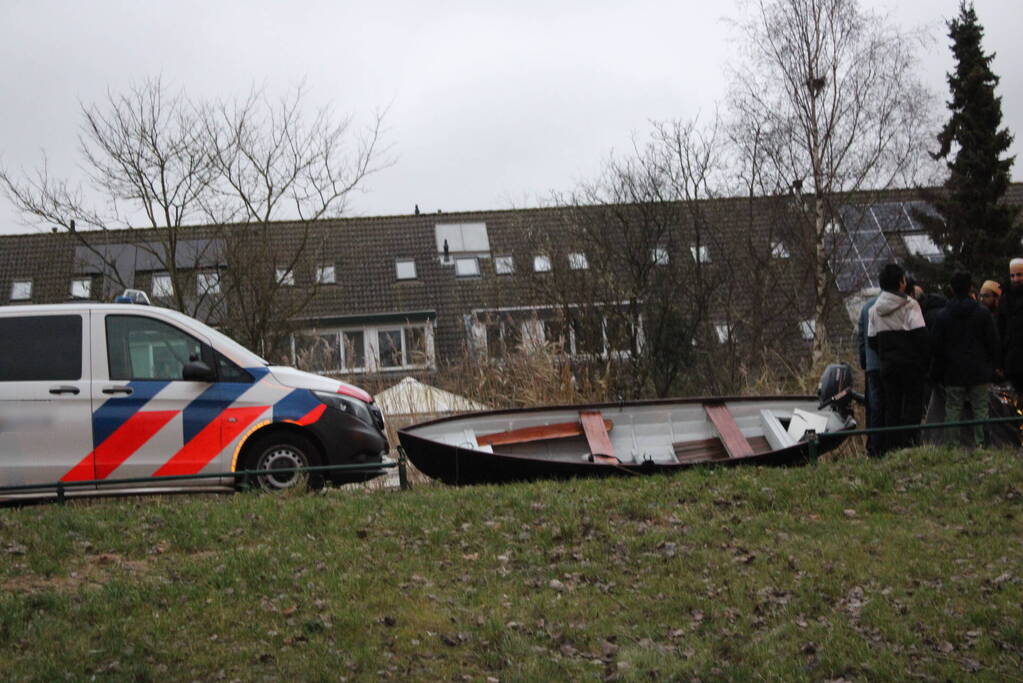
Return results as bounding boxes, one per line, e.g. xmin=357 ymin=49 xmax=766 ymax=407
xmin=244 ymin=433 xmax=324 ymax=492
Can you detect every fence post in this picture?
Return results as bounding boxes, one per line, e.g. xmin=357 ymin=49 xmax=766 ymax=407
xmin=807 ymin=430 xmax=819 ymax=460
xmin=56 ymin=482 xmax=65 ymax=505
xmin=397 ymin=446 xmax=410 ymax=491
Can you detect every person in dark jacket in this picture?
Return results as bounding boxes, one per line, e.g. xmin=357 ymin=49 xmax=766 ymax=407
xmin=998 ymin=258 xmax=1023 ymax=391
xmin=867 ymin=263 xmax=929 ymax=452
xmin=916 ymin=283 xmax=949 ymax=444
xmin=931 ymin=272 xmax=1000 ymax=448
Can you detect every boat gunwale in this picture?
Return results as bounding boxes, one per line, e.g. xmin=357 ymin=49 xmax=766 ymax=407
xmin=396 ymin=393 xmax=821 ymax=437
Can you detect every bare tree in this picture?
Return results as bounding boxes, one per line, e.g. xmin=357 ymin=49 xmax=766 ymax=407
xmin=526 ymin=123 xmax=730 ymax=398
xmin=0 ymin=78 xmax=386 ymax=350
xmin=728 ymin=0 xmax=936 ymax=361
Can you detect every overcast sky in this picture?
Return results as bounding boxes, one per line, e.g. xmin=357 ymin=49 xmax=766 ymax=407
xmin=1 ymin=0 xmax=1020 ymax=235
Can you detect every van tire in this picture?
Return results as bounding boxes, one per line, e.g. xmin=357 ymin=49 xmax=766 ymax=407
xmin=243 ymin=432 xmax=324 ymax=493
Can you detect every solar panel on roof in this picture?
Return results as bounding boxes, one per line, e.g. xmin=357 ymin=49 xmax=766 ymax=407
xmin=868 ymin=203 xmax=911 ymax=232
xmin=903 ymin=201 xmax=943 ymax=231
xmin=828 ymin=203 xmax=898 ymax=293
xmin=838 ymin=205 xmax=871 ymax=232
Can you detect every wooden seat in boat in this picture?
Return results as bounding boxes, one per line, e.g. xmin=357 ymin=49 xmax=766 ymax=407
xmin=579 ymin=410 xmax=616 ymax=461
xmin=477 ymin=415 xmax=614 ymax=448
xmin=703 ymin=402 xmax=754 ymax=458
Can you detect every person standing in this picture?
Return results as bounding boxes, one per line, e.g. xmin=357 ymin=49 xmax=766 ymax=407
xmin=868 ymin=263 xmax=929 ymax=452
xmin=979 ymin=280 xmax=1001 ymax=317
xmin=858 ymin=292 xmax=883 ymax=457
xmin=931 ymin=272 xmax=1000 ymax=448
xmin=998 ymin=258 xmax=1023 ymax=391
xmin=915 ymin=282 xmax=949 ymax=444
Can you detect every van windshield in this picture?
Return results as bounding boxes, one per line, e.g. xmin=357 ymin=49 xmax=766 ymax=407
xmin=172 ymin=314 xmax=269 ymax=367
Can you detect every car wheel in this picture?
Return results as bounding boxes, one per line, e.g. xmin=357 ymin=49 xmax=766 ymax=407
xmin=244 ymin=433 xmax=323 ymax=492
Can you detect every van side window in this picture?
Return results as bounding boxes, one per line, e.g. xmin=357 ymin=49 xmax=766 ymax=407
xmin=106 ymin=315 xmax=206 ymax=381
xmin=0 ymin=315 xmax=82 ymax=381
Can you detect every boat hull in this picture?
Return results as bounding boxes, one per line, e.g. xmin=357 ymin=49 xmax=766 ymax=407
xmin=397 ymin=396 xmax=854 ymax=486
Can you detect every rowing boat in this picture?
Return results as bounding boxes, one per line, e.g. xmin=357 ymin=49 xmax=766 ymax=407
xmin=397 ymin=394 xmax=855 ymax=485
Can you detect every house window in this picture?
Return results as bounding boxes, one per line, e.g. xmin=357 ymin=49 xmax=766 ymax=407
xmin=276 ymin=268 xmax=295 ymax=286
xmin=151 ymin=273 xmax=173 ymax=298
xmin=474 ymin=306 xmax=641 ymax=360
xmin=10 ymin=280 xmax=32 ymax=301
xmin=715 ymin=323 xmax=731 ymax=344
xmin=377 ymin=326 xmax=430 ymax=369
xmin=396 ymin=259 xmax=417 ymax=280
xmin=568 ymin=252 xmax=589 ymax=270
xmin=70 ymin=278 xmax=92 ymax=299
xmin=494 ymin=256 xmax=514 ymax=275
xmin=825 ymin=221 xmax=842 ymax=234
xmin=771 ymin=241 xmax=790 ymax=258
xmin=691 ymin=245 xmax=711 ymax=263
xmin=197 ymin=271 xmax=221 ymax=295
xmin=534 ymin=255 xmax=552 ymax=273
xmin=316 ymin=264 xmax=336 ymax=285
xmin=295 ymin=332 xmax=340 ymax=373
xmin=454 ymin=257 xmax=480 ymax=277
xmin=341 ymin=330 xmax=366 ymax=370
xmin=435 ymin=222 xmax=490 ymax=257
xmin=651 ymin=247 xmax=669 ymax=265
xmin=799 ymin=319 xmax=816 ymax=341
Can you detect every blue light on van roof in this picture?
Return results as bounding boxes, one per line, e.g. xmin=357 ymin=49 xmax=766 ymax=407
xmin=115 ymin=289 xmax=151 ymax=305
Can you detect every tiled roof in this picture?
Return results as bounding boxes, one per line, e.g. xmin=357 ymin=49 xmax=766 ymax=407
xmin=2 ymin=184 xmax=1020 ymax=366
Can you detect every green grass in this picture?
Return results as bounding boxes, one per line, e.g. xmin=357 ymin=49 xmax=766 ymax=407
xmin=2 ymin=446 xmax=1022 ymax=681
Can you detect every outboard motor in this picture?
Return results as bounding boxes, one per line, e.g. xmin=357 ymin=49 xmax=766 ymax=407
xmin=817 ymin=362 xmax=864 ymax=419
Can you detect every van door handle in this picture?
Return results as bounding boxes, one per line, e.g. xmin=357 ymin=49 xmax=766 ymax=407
xmin=49 ymin=385 xmax=80 ymax=395
xmin=102 ymin=385 xmax=134 ymax=395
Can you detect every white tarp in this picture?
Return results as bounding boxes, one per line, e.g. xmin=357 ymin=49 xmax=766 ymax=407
xmin=375 ymin=376 xmax=488 ymax=417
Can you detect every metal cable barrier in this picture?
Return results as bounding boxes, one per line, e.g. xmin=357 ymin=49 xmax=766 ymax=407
xmin=805 ymin=414 xmax=1023 ymax=459
xmin=0 ymin=450 xmax=412 ymax=504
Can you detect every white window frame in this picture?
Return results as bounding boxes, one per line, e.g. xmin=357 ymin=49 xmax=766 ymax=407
xmin=276 ymin=267 xmax=295 ymax=286
xmin=340 ymin=329 xmax=368 ymax=372
xmin=151 ymin=273 xmax=173 ymax=298
xmin=316 ymin=264 xmax=336 ymax=285
xmin=454 ymin=257 xmax=480 ymax=278
xmin=292 ymin=323 xmax=434 ymax=373
xmin=494 ymin=256 xmax=514 ymax=275
xmin=10 ymin=280 xmax=32 ymax=301
xmin=197 ymin=271 xmax=221 ymax=296
xmin=771 ymin=240 xmax=790 ymax=258
xmin=533 ymin=255 xmax=552 ymax=273
xmin=435 ymin=222 xmax=490 ymax=254
xmin=651 ymin=247 xmax=669 ymax=266
xmin=396 ymin=259 xmax=417 ymax=280
xmin=691 ymin=245 xmax=711 ymax=264
xmin=568 ymin=252 xmax=589 ymax=270
xmin=715 ymin=323 xmax=731 ymax=344
xmin=470 ymin=303 xmax=644 ymax=361
xmin=799 ymin=319 xmax=816 ymax=341
xmin=70 ymin=278 xmax=91 ymax=299
xmin=373 ymin=324 xmax=434 ymax=371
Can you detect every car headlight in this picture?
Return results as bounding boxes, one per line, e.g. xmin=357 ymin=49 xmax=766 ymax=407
xmin=313 ymin=391 xmax=374 ymax=427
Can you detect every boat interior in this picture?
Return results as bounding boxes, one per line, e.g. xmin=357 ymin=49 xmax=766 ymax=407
xmin=406 ymin=400 xmax=849 ymax=465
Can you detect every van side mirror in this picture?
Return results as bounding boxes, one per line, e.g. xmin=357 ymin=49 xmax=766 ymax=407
xmin=183 ymin=360 xmax=216 ymax=383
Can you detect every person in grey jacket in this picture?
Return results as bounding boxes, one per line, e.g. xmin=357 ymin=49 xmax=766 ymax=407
xmin=858 ymin=293 xmax=883 ymax=457
xmin=867 ymin=263 xmax=929 ymax=453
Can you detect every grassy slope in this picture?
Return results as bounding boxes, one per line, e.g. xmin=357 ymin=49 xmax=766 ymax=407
xmin=1 ymin=446 xmax=1021 ymax=681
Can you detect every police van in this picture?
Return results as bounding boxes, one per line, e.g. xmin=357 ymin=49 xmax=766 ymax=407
xmin=0 ymin=293 xmax=389 ymax=501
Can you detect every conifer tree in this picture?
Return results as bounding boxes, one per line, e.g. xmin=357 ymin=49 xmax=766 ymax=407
xmin=922 ymin=1 xmax=1018 ymax=282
